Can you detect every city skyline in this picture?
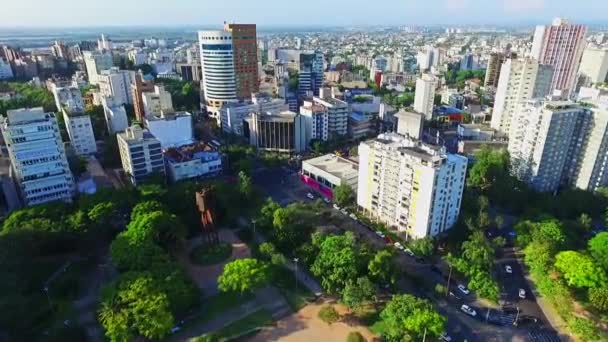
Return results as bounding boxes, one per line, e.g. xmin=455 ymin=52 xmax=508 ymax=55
xmin=2 ymin=0 xmax=608 ymax=28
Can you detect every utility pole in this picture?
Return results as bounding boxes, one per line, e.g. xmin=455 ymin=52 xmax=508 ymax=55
xmin=446 ymin=265 xmax=453 ymax=297
xmin=486 ymin=308 xmax=490 ymax=323
xmin=422 ymin=328 xmax=427 ymax=342
xmin=294 ymin=258 xmax=299 ymax=294
xmin=514 ymin=306 xmax=520 ymax=326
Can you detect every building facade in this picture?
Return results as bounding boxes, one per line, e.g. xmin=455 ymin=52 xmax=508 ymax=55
xmin=300 ymin=101 xmax=329 ymax=142
xmin=132 ymin=72 xmax=155 ymax=121
xmin=98 ymin=67 xmax=136 ymax=105
xmin=300 ymin=154 xmax=359 ymax=199
xmin=357 ymin=133 xmax=467 ymax=239
xmin=484 ymin=52 xmax=516 ymax=88
xmin=62 ymin=109 xmax=97 ymax=155
xmin=145 ymin=112 xmax=193 ymax=148
xmin=219 ymin=96 xmax=288 ymax=135
xmin=244 ymin=111 xmax=306 ymax=153
xmin=101 ymin=96 xmax=129 ymax=134
xmin=117 ymin=125 xmax=164 ymax=185
xmin=299 ymin=51 xmax=324 ymax=97
xmin=531 ymin=18 xmax=587 ymax=96
xmin=490 ymin=58 xmax=554 ymax=134
xmin=83 ymin=51 xmax=113 ymax=85
xmin=165 ymin=143 xmax=222 ymax=183
xmin=51 ymin=83 xmax=85 ymax=112
xmin=578 ymin=46 xmax=608 ymax=85
xmin=142 ymin=85 xmax=174 ymax=118
xmin=224 ymin=23 xmax=259 ymax=99
xmin=0 ymin=108 xmax=75 ymax=206
xmin=414 ymin=73 xmax=437 ymax=120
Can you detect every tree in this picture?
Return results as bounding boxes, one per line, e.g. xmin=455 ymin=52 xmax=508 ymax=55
xmin=110 ymin=234 xmax=170 ymax=271
xmin=555 ymin=251 xmax=607 ymax=289
xmin=238 ymin=171 xmax=253 ymax=199
xmin=342 ymin=277 xmax=376 ymax=310
xmin=218 ymin=258 xmax=270 ymax=295
xmin=124 ymin=211 xmax=186 ymax=248
xmin=588 ymin=287 xmax=608 ymax=312
xmin=347 ymin=331 xmax=366 ymax=342
xmin=130 ymin=200 xmax=165 ymax=221
xmin=271 ymin=204 xmax=314 ymax=252
xmin=408 ymin=238 xmax=434 ymax=257
xmin=318 ymin=305 xmax=340 ymax=324
xmin=334 ymin=184 xmax=355 ymax=208
xmin=311 ymin=232 xmax=360 ymax=294
xmin=379 ymin=294 xmax=446 ymax=341
xmin=257 ymin=198 xmax=281 ymax=230
xmin=88 ymin=202 xmax=118 ymax=229
xmin=589 ymin=232 xmax=608 ymax=270
xmin=368 ymin=250 xmax=398 ymax=285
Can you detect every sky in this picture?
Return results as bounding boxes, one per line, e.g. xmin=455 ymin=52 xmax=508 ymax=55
xmin=2 ymin=0 xmax=608 ymax=28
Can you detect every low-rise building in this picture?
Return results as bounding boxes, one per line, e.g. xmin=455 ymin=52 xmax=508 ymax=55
xmin=244 ymin=111 xmax=306 ymax=153
xmin=62 ymin=108 xmax=97 ymax=155
xmin=165 ymin=142 xmax=222 ymax=183
xmin=220 ymin=96 xmax=288 ymax=135
xmin=145 ymin=111 xmax=194 ymax=148
xmin=142 ymin=85 xmax=174 ymax=118
xmin=300 ymin=101 xmax=329 ymax=142
xmin=117 ymin=125 xmax=164 ymax=185
xmin=348 ymin=113 xmax=373 ymax=140
xmin=457 ymin=124 xmax=495 ymax=141
xmin=301 ymin=154 xmax=359 ymax=199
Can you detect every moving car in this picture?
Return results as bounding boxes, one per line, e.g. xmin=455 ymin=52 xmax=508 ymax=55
xmin=460 ymin=304 xmax=477 ymax=317
xmin=306 ymin=193 xmax=315 ymax=200
xmin=519 ymin=288 xmax=526 ymax=299
xmin=403 ymin=248 xmax=415 ymax=257
xmin=323 ymin=197 xmax=331 ymax=204
xmin=394 ymin=242 xmax=405 ymax=251
xmin=457 ymin=284 xmax=470 ymax=295
xmin=333 ymin=204 xmax=340 ymax=210
xmin=440 ymin=333 xmax=453 ymax=342
xmin=375 ymin=231 xmax=386 ymax=238
xmin=505 ymin=265 xmax=513 ymax=274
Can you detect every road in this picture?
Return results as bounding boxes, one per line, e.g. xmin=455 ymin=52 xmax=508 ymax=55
xmin=252 ymin=165 xmax=563 ymax=341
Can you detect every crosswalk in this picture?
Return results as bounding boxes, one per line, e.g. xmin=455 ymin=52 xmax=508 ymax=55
xmin=527 ymin=329 xmax=561 ymax=342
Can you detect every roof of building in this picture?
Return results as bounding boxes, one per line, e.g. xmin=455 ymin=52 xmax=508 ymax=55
xmin=164 ymin=142 xmax=220 ymax=164
xmin=303 ymin=153 xmax=359 ymax=180
xmin=435 ymin=105 xmax=463 ymax=115
xmin=349 ymin=112 xmax=369 ymax=122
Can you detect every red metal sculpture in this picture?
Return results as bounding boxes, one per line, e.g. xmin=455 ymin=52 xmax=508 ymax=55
xmin=195 ymin=187 xmax=219 ymax=244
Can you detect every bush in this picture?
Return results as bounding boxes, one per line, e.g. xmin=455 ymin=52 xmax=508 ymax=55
xmin=347 ymin=331 xmax=366 ymax=342
xmin=434 ymin=284 xmax=447 ymax=296
xmin=189 ymin=243 xmax=233 ymax=266
xmin=318 ymin=305 xmax=340 ymax=324
xmin=568 ymin=316 xmax=604 ymax=342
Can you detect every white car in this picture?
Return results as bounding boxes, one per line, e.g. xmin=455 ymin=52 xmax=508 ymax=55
xmin=519 ymin=288 xmax=526 ymax=299
xmin=375 ymin=231 xmax=386 ymax=238
xmin=306 ymin=193 xmax=315 ymax=200
xmin=323 ymin=197 xmax=331 ymax=204
xmin=403 ymin=248 xmax=415 ymax=257
xmin=349 ymin=213 xmax=357 ymax=220
xmin=333 ymin=204 xmax=340 ymax=210
xmin=341 ymin=209 xmax=349 ymax=215
xmin=394 ymin=242 xmax=405 ymax=251
xmin=170 ymin=326 xmax=181 ymax=334
xmin=505 ymin=265 xmax=513 ymax=274
xmin=457 ymin=284 xmax=470 ymax=295
xmin=460 ymin=304 xmax=477 ymax=317
xmin=440 ymin=333 xmax=453 ymax=342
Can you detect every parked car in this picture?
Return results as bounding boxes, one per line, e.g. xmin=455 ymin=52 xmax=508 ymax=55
xmin=460 ymin=304 xmax=477 ymax=317
xmin=440 ymin=333 xmax=453 ymax=342
xmin=505 ymin=265 xmax=513 ymax=274
xmin=403 ymin=248 xmax=415 ymax=257
xmin=519 ymin=288 xmax=526 ymax=299
xmin=349 ymin=213 xmax=357 ymax=220
xmin=394 ymin=242 xmax=405 ymax=251
xmin=375 ymin=231 xmax=386 ymax=238
xmin=457 ymin=284 xmax=470 ymax=295
xmin=333 ymin=203 xmax=340 ymax=210
xmin=306 ymin=193 xmax=315 ymax=200
xmin=340 ymin=209 xmax=349 ymax=215
xmin=323 ymin=197 xmax=331 ymax=204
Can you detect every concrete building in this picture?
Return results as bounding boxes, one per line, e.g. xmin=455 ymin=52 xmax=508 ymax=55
xmin=220 ymin=96 xmax=288 ymax=135
xmin=301 ymin=154 xmax=359 ymax=199
xmin=62 ymin=109 xmax=97 ymax=156
xmin=348 ymin=113 xmax=373 ymax=140
xmin=0 ymin=58 xmax=13 ymax=80
xmin=491 ymin=58 xmax=554 ymax=134
xmin=572 ymin=102 xmax=608 ymax=191
xmin=50 ymin=83 xmax=85 ymax=112
xmin=244 ymin=111 xmax=306 ymax=153
xmin=578 ymin=46 xmax=608 ymax=85
xmin=198 ymin=23 xmax=259 ymax=121
xmin=299 ymin=51 xmax=324 ymax=97
xmin=83 ymin=51 xmax=113 ymax=85
xmin=313 ymin=96 xmax=348 ymax=138
xmin=414 ymin=74 xmax=437 ymax=120
xmin=531 ymin=18 xmax=587 ymax=96
xmin=485 ymin=52 xmax=516 ymax=88
xmin=165 ymin=142 xmax=222 ymax=183
xmin=117 ymin=125 xmax=164 ymax=185
xmin=98 ymin=67 xmax=136 ymax=105
xmin=142 ymin=85 xmax=174 ymax=119
xmin=128 ymin=49 xmax=147 ymax=66
xmin=457 ymin=124 xmax=495 ymax=141
xmin=300 ymin=101 xmax=329 ymax=142
xmin=101 ymin=96 xmax=129 ymax=134
xmin=394 ymin=110 xmax=424 ymax=140
xmin=357 ymin=133 xmax=468 ymax=239
xmin=145 ymin=111 xmax=193 ymax=148
xmin=0 ymin=108 xmax=75 ymax=206
xmin=132 ymin=72 xmax=155 ymax=121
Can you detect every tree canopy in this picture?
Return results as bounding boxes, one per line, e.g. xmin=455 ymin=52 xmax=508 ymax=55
xmin=554 ymin=251 xmax=607 ymax=289
xmin=218 ymin=258 xmax=270 ymax=295
xmin=334 ymin=184 xmax=355 ymax=208
xmin=311 ymin=232 xmax=360 ymax=294
xmin=379 ymin=294 xmax=446 ymax=341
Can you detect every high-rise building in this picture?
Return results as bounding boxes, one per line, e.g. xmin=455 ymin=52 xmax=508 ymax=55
xmin=572 ymin=102 xmax=608 ymax=191
xmin=142 ymin=85 xmax=174 ymax=118
xmin=490 ymin=58 xmax=554 ymax=134
xmin=49 ymin=83 xmax=84 ymax=112
xmin=312 ymin=96 xmax=348 ymax=138
xmin=62 ymin=109 xmax=97 ymax=156
xmin=300 ymin=101 xmax=329 ymax=142
xmin=509 ymin=100 xmax=592 ymax=192
xmin=219 ymin=95 xmax=288 ymax=135
xmin=298 ymin=51 xmax=324 ymax=97
xmin=244 ymin=111 xmax=306 ymax=153
xmin=357 ymin=132 xmax=468 ymax=239
xmin=0 ymin=58 xmax=13 ymax=80
xmin=51 ymin=41 xmax=69 ymax=59
xmin=394 ymin=110 xmax=424 ymax=140
xmin=414 ymin=73 xmax=437 ymax=120
xmin=0 ymin=108 xmax=75 ymax=206
xmin=484 ymin=52 xmax=516 ymax=88
xmin=198 ymin=23 xmax=259 ymax=120
xmin=98 ymin=67 xmax=136 ymax=105
xmin=131 ymin=72 xmax=155 ymax=121
xmin=578 ymin=45 xmax=608 ymax=85
xmin=83 ymin=51 xmax=113 ymax=85
xmin=530 ymin=18 xmax=587 ymax=97
xmin=117 ymin=125 xmax=164 ymax=185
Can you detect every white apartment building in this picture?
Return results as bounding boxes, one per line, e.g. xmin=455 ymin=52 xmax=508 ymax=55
xmin=312 ymin=96 xmax=348 ymax=137
xmin=98 ymin=67 xmax=136 ymax=105
xmin=491 ymin=58 xmax=554 ymax=134
xmin=62 ymin=109 xmax=97 ymax=155
xmin=164 ymin=143 xmax=223 ymax=183
xmin=414 ymin=74 xmax=437 ymax=120
xmin=578 ymin=46 xmax=608 ymax=85
xmin=83 ymin=51 xmax=113 ymax=85
xmin=357 ymin=133 xmax=468 ymax=239
xmin=101 ymin=96 xmax=129 ymax=134
xmin=0 ymin=108 xmax=75 ymax=206
xmin=145 ymin=111 xmax=193 ymax=148
xmin=219 ymin=97 xmax=288 ymax=135
xmin=142 ymin=85 xmax=174 ymax=118
xmin=117 ymin=125 xmax=165 ymax=185
xmin=300 ymin=101 xmax=329 ymax=143
xmin=128 ymin=49 xmax=148 ymax=66
xmin=50 ymin=83 xmax=85 ymax=112
xmin=573 ymin=102 xmax=608 ymax=191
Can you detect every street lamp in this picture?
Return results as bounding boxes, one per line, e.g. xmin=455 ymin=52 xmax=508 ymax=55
xmin=293 ymin=258 xmax=299 ymax=294
xmin=446 ymin=264 xmax=453 ymax=297
xmin=43 ymin=286 xmax=53 ymax=312
xmin=251 ymin=219 xmax=257 ymax=242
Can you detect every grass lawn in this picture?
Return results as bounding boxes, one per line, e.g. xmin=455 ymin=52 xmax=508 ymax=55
xmin=272 ymin=266 xmax=315 ymax=311
xmin=191 ymin=309 xmax=274 ymax=342
xmin=189 ymin=242 xmax=233 ymax=266
xmin=179 ymin=291 xmax=256 ymax=332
